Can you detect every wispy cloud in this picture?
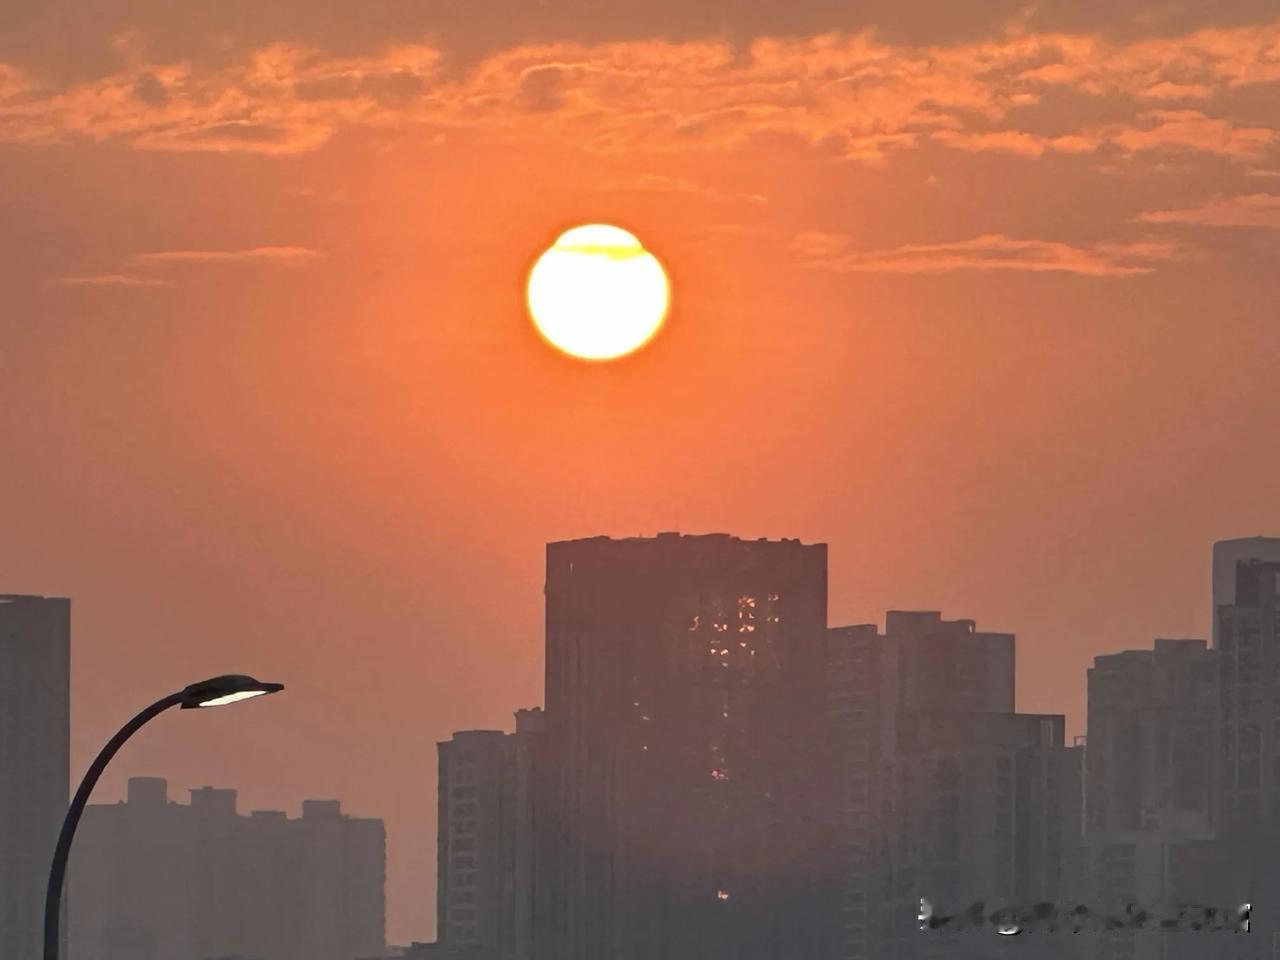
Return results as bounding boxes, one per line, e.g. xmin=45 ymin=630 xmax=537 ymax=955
xmin=58 ymin=246 xmax=323 ymax=291
xmin=1136 ymin=193 xmax=1280 ymax=228
xmin=791 ymin=232 xmax=1185 ymax=276
xmin=57 ymin=273 xmax=175 ymax=288
xmin=1 ymin=22 xmax=1279 ymax=165
xmin=1104 ymin=110 xmax=1278 ymax=161
xmin=130 ymin=246 xmax=324 ymax=266
xmin=602 ymin=172 xmax=768 ymax=206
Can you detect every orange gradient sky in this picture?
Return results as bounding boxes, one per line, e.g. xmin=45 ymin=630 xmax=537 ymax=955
xmin=2 ymin=0 xmax=1280 ymax=942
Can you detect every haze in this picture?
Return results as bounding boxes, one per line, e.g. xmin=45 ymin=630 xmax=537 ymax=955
xmin=2 ymin=0 xmax=1278 ymax=943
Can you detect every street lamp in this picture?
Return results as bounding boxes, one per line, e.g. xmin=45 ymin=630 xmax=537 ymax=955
xmin=44 ymin=674 xmax=285 ymax=960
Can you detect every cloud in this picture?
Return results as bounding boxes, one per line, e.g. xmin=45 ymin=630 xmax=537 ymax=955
xmin=1138 ymin=81 xmax=1215 ymax=101
xmin=57 ymin=273 xmax=175 ymax=288
xmin=930 ymin=129 xmax=1104 ymax=158
xmin=1136 ymin=193 xmax=1280 ymax=227
xmin=57 ymin=246 xmax=322 ymax=290
xmin=601 ymin=172 xmax=767 ymax=206
xmin=130 ymin=246 xmax=324 ymax=266
xmin=0 ymin=42 xmax=443 ymax=154
xmin=791 ymin=233 xmax=1185 ymax=276
xmin=0 ymin=21 xmax=1279 ymax=166
xmin=1103 ymin=110 xmax=1278 ymax=161
xmin=790 ymin=231 xmax=852 ymax=258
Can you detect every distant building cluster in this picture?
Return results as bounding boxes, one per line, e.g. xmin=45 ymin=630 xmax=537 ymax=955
xmin=430 ymin=533 xmax=1280 ymax=960
xmin=6 ymin=536 xmax=1280 ymax=960
xmin=68 ymin=778 xmax=385 ymax=960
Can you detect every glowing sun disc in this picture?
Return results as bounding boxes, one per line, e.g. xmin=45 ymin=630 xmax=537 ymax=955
xmin=526 ymin=224 xmax=670 ymax=361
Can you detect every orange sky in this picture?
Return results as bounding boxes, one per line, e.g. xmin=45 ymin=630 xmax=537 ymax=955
xmin=2 ymin=0 xmax=1279 ymax=943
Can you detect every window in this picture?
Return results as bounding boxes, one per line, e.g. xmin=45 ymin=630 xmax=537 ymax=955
xmin=1242 ymin=722 xmax=1262 ymax=754
xmin=1238 ymin=793 xmax=1259 ymax=820
xmin=1240 ymin=758 xmax=1261 ymax=789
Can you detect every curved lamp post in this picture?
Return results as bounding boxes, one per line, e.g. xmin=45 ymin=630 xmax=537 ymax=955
xmin=44 ymin=674 xmax=284 ymax=960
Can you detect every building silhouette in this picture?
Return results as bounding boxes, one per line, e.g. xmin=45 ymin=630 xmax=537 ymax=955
xmin=1079 ymin=639 xmax=1217 ymax=960
xmin=823 ymin=612 xmax=1018 ymax=960
xmin=0 ymin=594 xmax=70 ymax=960
xmin=1085 ymin=640 xmax=1217 ymax=836
xmin=1154 ymin=555 xmax=1280 ymax=959
xmin=824 ymin=623 xmax=888 ymax=960
xmin=1216 ymin=558 xmax=1280 ymax=825
xmin=823 ymin=612 xmax=1078 ymax=960
xmin=68 ymin=777 xmax=385 ymax=960
xmin=888 ymin=710 xmax=1082 ymax=960
xmin=538 ymin=533 xmax=837 ymax=960
xmin=882 ymin=610 xmax=1015 ymax=715
xmin=1212 ymin=537 xmax=1280 ymax=646
xmin=436 ymin=708 xmax=544 ymax=960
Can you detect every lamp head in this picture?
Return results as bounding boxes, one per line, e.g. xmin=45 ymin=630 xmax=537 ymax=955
xmin=180 ymin=675 xmax=285 ymax=709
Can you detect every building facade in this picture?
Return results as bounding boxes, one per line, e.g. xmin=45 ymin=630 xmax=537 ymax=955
xmin=540 ymin=533 xmax=837 ymax=960
xmin=437 ymin=709 xmax=544 ymax=960
xmin=884 ymin=711 xmax=1082 ymax=960
xmin=68 ymin=778 xmax=385 ymax=960
xmin=1217 ymin=559 xmax=1280 ymax=826
xmin=0 ymin=594 xmax=71 ymax=960
xmin=825 ymin=624 xmax=888 ymax=960
xmin=1212 ymin=538 xmax=1280 ymax=646
xmin=882 ymin=610 xmax=1016 ymax=716
xmin=1085 ymin=639 xmax=1217 ymax=836
xmin=824 ymin=610 xmax=1032 ymax=960
xmin=1080 ymin=639 xmax=1219 ymax=960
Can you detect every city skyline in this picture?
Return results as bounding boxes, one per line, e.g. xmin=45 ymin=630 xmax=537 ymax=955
xmin=7 ymin=530 xmax=1278 ymax=945
xmin=7 ymin=531 xmax=1280 ymax=958
xmin=429 ymin=531 xmax=1280 ymax=960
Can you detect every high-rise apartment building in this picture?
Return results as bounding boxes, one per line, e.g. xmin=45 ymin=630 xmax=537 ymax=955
xmin=437 ymin=709 xmax=543 ymax=960
xmin=883 ymin=711 xmax=1082 ymax=960
xmin=882 ymin=610 xmax=1015 ymax=716
xmin=1217 ymin=558 xmax=1280 ymax=826
xmin=1212 ymin=537 xmax=1280 ymax=645
xmin=540 ymin=533 xmax=835 ymax=960
xmin=1080 ymin=639 xmax=1217 ymax=960
xmin=0 ymin=594 xmax=70 ymax=960
xmin=1085 ymin=639 xmax=1217 ymax=835
xmin=825 ymin=624 xmax=888 ymax=960
xmin=825 ymin=611 xmax=1021 ymax=960
xmin=68 ymin=778 xmax=385 ymax=960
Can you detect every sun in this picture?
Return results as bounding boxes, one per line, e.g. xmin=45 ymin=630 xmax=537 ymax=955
xmin=526 ymin=224 xmax=670 ymax=361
